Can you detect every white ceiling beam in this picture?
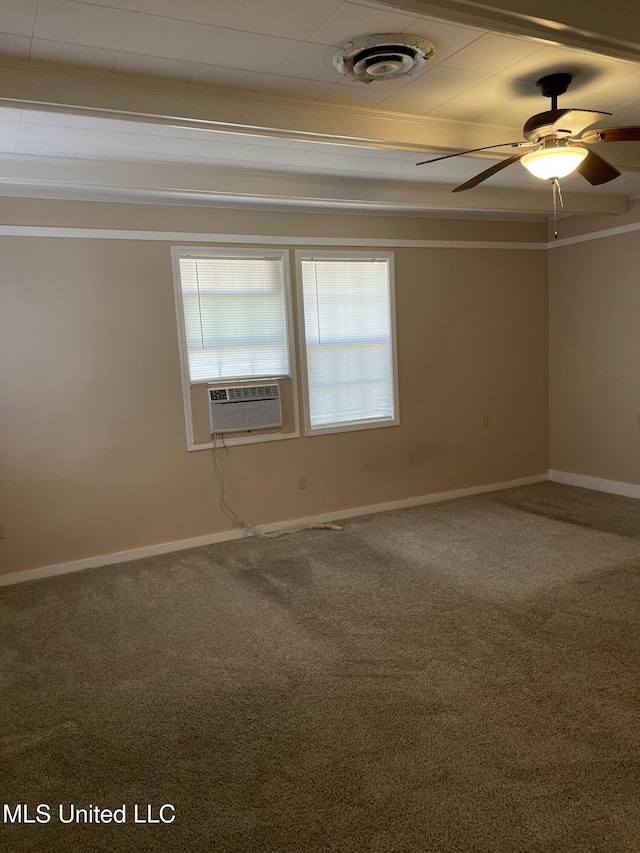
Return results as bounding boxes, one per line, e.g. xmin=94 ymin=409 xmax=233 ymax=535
xmin=380 ymin=0 xmax=640 ymax=63
xmin=4 ymin=64 xmax=639 ymax=173
xmin=0 ymin=156 xmax=627 ymax=217
xmin=0 ymin=61 xmax=518 ymax=156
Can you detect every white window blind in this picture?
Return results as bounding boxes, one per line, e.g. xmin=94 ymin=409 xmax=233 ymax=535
xmin=178 ymin=254 xmax=290 ymax=383
xmin=300 ymin=256 xmax=396 ymax=430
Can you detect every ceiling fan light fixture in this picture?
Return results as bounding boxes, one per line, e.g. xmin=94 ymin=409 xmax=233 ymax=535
xmin=419 ymin=69 xmax=639 ymax=193
xmin=521 ymin=145 xmax=588 ymax=180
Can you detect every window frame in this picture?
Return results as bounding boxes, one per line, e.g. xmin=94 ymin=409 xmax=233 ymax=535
xmin=172 ymin=245 xmax=299 ymax=451
xmin=294 ymin=249 xmax=400 ymax=437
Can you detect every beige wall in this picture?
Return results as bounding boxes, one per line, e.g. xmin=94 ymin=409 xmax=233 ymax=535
xmin=0 ymin=199 xmax=549 ymax=576
xmin=549 ymin=201 xmax=640 ymax=486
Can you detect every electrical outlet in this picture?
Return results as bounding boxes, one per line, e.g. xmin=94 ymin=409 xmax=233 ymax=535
xmin=482 ymin=416 xmax=490 ymax=429
xmin=297 ymin=475 xmax=307 ymax=490
xmin=637 ymin=413 xmax=640 ymax=429
xmin=0 ymin=522 xmax=4 ymax=539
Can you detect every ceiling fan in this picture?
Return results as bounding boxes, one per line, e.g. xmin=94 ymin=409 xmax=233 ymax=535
xmin=417 ymin=72 xmax=640 ymax=192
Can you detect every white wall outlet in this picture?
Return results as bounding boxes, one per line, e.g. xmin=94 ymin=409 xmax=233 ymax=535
xmin=297 ymin=475 xmax=307 ymax=490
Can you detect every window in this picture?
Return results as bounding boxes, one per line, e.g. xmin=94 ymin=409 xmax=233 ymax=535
xmin=297 ymin=251 xmax=398 ymax=434
xmin=173 ymin=248 xmax=291 ymax=383
xmin=172 ymin=245 xmax=396 ymax=450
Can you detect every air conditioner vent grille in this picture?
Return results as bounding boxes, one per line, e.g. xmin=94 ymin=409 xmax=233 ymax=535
xmin=227 ymin=384 xmax=279 ymax=401
xmin=208 ymin=383 xmax=282 ymax=433
xmin=334 ymin=33 xmax=434 ymax=83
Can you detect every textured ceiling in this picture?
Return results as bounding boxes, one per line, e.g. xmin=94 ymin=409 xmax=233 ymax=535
xmin=0 ymin=0 xmax=639 ymax=217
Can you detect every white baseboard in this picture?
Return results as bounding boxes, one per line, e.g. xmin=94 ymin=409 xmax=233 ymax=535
xmin=549 ymin=469 xmax=640 ymax=500
xmin=0 ymin=473 xmax=547 ymax=588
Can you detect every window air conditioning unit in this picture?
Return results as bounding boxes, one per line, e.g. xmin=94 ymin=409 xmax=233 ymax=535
xmin=208 ymin=384 xmax=282 ymax=434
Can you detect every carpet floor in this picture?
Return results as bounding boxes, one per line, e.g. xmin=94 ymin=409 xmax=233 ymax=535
xmin=1 ymin=482 xmax=639 ymax=852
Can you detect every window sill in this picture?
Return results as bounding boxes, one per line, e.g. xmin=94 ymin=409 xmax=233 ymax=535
xmin=304 ymin=416 xmax=400 ymax=438
xmin=187 ymin=428 xmax=300 ymax=452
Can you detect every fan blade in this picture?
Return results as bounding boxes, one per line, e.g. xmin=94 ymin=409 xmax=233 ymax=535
xmin=452 ymin=151 xmax=528 ymax=192
xmin=549 ymin=109 xmax=611 ymax=137
xmin=576 ymin=149 xmax=621 ymax=185
xmin=417 ymin=141 xmax=531 ymax=166
xmin=580 ymin=126 xmax=640 ymax=144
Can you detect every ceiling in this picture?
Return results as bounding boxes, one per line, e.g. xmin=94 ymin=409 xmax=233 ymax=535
xmin=1 ymin=0 xmax=639 ymax=219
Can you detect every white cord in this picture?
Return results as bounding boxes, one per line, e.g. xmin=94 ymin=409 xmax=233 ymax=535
xmin=211 ymin=434 xmax=245 ymax=528
xmin=552 ymin=177 xmax=564 ymax=239
xmin=211 ymin=435 xmax=343 ymax=539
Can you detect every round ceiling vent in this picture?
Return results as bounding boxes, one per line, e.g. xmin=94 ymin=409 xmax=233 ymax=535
xmin=333 ymin=34 xmax=435 ymax=84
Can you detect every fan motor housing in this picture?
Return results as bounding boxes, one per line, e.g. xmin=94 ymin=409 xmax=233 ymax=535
xmin=334 ymin=34 xmax=435 ymax=83
xmin=523 ymin=110 xmax=567 ymax=141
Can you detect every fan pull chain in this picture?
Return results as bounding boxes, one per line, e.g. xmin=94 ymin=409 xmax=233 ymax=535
xmin=551 ymin=177 xmax=564 ymax=239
